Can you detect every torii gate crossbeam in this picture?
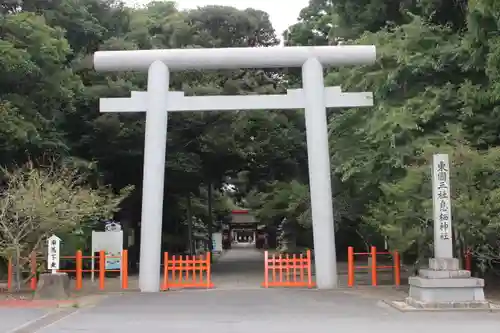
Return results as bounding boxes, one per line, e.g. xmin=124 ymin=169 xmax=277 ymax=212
xmin=93 ymin=46 xmax=376 ymax=292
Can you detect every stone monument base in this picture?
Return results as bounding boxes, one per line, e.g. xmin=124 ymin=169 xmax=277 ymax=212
xmin=33 ymin=272 xmax=71 ymax=300
xmin=406 ymin=258 xmax=488 ymax=309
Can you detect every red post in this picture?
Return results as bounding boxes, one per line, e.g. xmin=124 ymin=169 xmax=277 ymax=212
xmin=285 ymin=253 xmax=290 ymax=283
xmin=30 ymin=252 xmax=37 ymax=290
xmin=299 ymin=253 xmax=304 ymax=282
xmin=393 ymin=251 xmax=400 ymax=287
xmin=76 ymin=250 xmax=83 ymax=290
xmin=162 ymin=252 xmax=169 ymax=290
xmin=263 ymin=250 xmax=269 ymax=288
xmin=206 ymin=252 xmax=211 ymax=288
xmin=292 ymin=254 xmax=297 ymax=283
xmin=306 ymin=250 xmax=313 ymax=288
xmin=278 ymin=253 xmax=283 ymax=284
xmin=99 ymin=250 xmax=105 ymax=290
xmin=347 ymin=246 xmax=354 ymax=287
xmin=7 ymin=257 xmax=12 ymax=291
xmin=121 ymin=250 xmax=128 ymax=290
xmin=370 ymin=246 xmax=377 ymax=286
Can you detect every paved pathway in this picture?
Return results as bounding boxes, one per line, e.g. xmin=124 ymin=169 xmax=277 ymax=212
xmin=1 ymin=309 xmax=48 ymax=333
xmin=4 ymin=245 xmax=500 ymax=332
xmin=211 ymin=243 xmax=265 ymax=289
xmin=211 ymin=243 xmax=401 ymax=288
xmin=24 ymin=289 xmax=500 ymax=332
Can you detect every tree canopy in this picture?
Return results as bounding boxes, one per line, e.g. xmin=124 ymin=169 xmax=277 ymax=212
xmin=0 ymin=0 xmax=500 ymax=275
xmin=282 ymin=0 xmax=500 ymax=271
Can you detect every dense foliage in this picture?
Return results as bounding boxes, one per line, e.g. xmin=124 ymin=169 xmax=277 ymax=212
xmin=1 ymin=0 xmax=499 ymax=276
xmin=0 ymin=0 xmax=296 ymax=258
xmin=280 ymin=0 xmax=500 ymax=273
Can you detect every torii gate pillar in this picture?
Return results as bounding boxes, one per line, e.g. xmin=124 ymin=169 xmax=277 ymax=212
xmin=94 ymin=46 xmax=376 ymax=292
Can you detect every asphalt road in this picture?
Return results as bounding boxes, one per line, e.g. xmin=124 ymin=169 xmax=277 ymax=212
xmin=3 ymin=245 xmax=500 ymax=333
xmin=25 ymin=289 xmax=500 ymax=333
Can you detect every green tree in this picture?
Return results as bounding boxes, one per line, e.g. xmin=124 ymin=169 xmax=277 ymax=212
xmin=0 ymin=159 xmax=132 ymax=290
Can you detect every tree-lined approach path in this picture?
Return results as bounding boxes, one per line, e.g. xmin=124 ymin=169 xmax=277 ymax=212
xmin=211 ymin=243 xmax=266 ymax=290
xmin=210 ymin=245 xmax=406 ymax=289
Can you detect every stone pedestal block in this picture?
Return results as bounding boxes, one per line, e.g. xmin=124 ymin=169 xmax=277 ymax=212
xmin=406 ymin=257 xmax=488 ymax=309
xmin=418 ymin=268 xmax=470 ymax=279
xmin=33 ymin=273 xmax=71 ymax=300
xmin=429 ymin=258 xmax=460 ymax=271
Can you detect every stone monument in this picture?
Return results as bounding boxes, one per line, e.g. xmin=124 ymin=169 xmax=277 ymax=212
xmin=34 ymin=235 xmax=71 ymax=300
xmin=34 ymin=273 xmax=71 ymax=300
xmin=405 ymin=154 xmax=488 ymax=309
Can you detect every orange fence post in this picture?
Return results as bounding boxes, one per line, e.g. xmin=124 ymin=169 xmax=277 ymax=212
xmin=306 ymin=250 xmax=313 ymax=288
xmin=299 ymin=253 xmax=304 ymax=284
xmin=393 ymin=251 xmax=400 ymax=287
xmin=162 ymin=252 xmax=213 ymax=290
xmin=292 ymin=254 xmax=297 ymax=285
xmin=261 ymin=250 xmax=315 ymax=288
xmin=161 ymin=252 xmax=213 ymax=290
xmin=30 ymin=252 xmax=37 ymax=290
xmin=76 ymin=250 xmax=83 ymax=290
xmin=162 ymin=252 xmax=169 ymax=290
xmin=7 ymin=257 xmax=12 ymax=291
xmin=99 ymin=250 xmax=105 ymax=290
xmin=285 ymin=253 xmax=290 ymax=284
xmin=176 ymin=255 xmax=181 ymax=286
xmin=347 ymin=246 xmax=354 ymax=287
xmin=263 ymin=251 xmax=269 ymax=288
xmin=370 ymin=246 xmax=377 ymax=286
xmin=121 ymin=250 xmax=128 ymax=290
xmin=206 ymin=252 xmax=211 ymax=289
xmin=281 ymin=253 xmax=285 ymax=285
xmin=349 ymin=246 xmax=399 ymax=287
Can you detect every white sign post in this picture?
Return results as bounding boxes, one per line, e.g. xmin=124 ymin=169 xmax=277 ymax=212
xmin=47 ymin=234 xmax=61 ymax=274
xmin=91 ymin=230 xmax=123 ymax=282
xmin=431 ymin=154 xmax=453 ymax=258
xmin=94 ymin=45 xmax=376 ymax=292
xmin=212 ymin=232 xmax=223 ymax=253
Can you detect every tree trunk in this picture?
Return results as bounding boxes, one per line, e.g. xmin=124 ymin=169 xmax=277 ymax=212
xmin=187 ymin=193 xmax=194 ymax=255
xmin=14 ymin=244 xmax=21 ymax=292
xmin=453 ymin=228 xmax=463 ymax=268
xmin=207 ymin=181 xmax=213 ymax=258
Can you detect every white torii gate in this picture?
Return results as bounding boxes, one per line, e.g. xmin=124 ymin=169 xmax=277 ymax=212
xmin=94 ymin=46 xmax=376 ymax=292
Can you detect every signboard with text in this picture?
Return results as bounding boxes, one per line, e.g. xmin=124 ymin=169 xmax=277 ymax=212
xmin=212 ymin=232 xmax=222 ymax=253
xmin=432 ymin=154 xmax=453 ymax=258
xmin=47 ymin=234 xmax=61 ymax=273
xmin=91 ymin=230 xmax=123 ymax=280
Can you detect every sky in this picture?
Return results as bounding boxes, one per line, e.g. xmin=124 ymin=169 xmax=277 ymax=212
xmin=123 ymin=0 xmax=310 ymax=39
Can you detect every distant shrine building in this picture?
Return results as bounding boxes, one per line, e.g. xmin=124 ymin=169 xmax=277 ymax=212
xmin=222 ymin=210 xmax=268 ymax=249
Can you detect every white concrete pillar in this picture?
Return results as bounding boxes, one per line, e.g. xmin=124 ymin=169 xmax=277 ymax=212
xmin=302 ymin=57 xmax=338 ymax=289
xmin=138 ymin=61 xmax=169 ymax=292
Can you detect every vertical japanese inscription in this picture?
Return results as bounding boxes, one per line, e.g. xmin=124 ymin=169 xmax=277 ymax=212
xmin=436 ymin=160 xmax=450 ymax=240
xmin=50 ymin=239 xmax=58 ymax=268
xmin=432 ymin=154 xmax=453 ymax=258
xmin=47 ymin=235 xmax=60 ymax=272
